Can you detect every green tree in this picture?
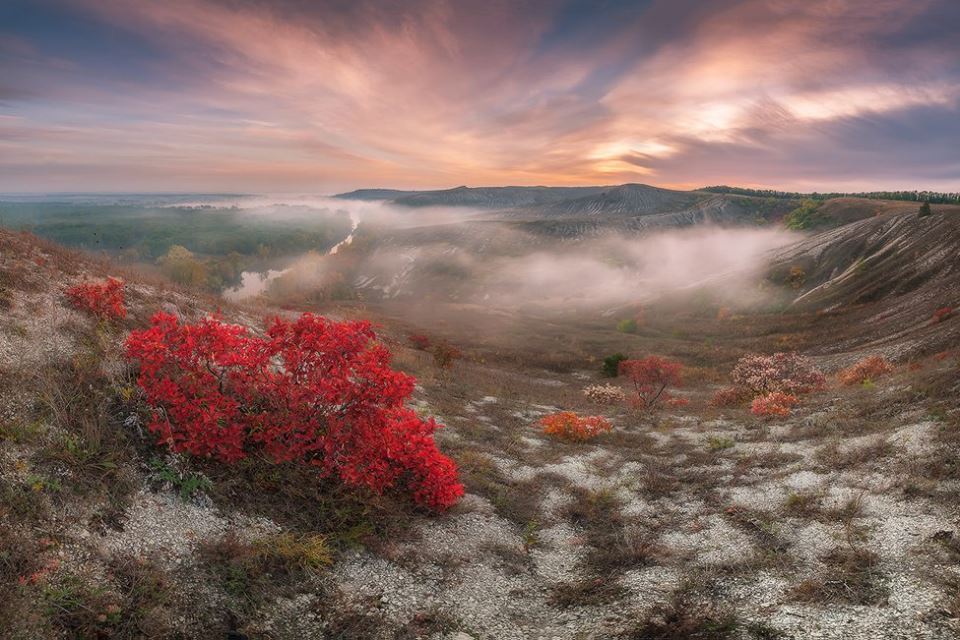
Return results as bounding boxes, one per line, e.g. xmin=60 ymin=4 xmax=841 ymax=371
xmin=783 ymin=199 xmax=827 ymax=230
xmin=919 ymin=201 xmax=932 ymax=217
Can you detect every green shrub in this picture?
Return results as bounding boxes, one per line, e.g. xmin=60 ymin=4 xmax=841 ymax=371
xmin=616 ymin=319 xmax=639 ymax=334
xmin=602 ymin=353 xmax=627 ymax=377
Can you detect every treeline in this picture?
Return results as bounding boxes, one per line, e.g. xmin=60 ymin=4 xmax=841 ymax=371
xmin=701 ymin=186 xmax=960 ymax=204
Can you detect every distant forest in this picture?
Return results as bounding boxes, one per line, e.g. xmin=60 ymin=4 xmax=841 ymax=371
xmin=701 ymin=186 xmax=960 ymax=205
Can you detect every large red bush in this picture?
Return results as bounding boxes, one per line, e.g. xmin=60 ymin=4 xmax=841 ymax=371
xmin=65 ymin=277 xmax=126 ymax=321
xmin=125 ymin=312 xmax=463 ymax=510
xmin=619 ymin=356 xmax=683 ymax=409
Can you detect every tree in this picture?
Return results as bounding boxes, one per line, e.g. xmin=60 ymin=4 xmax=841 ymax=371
xmin=919 ymin=201 xmax=932 ymax=217
xmin=619 ymin=356 xmax=683 ymax=409
xmin=784 ymin=199 xmax=826 ymax=230
xmin=159 ymin=245 xmax=208 ymax=287
xmin=125 ymin=312 xmax=463 ymax=510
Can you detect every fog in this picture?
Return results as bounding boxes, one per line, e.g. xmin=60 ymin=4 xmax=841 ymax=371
xmin=244 ymin=196 xmax=800 ymax=314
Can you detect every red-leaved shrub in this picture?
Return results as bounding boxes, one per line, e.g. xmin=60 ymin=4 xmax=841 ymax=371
xmin=432 ymin=341 xmax=462 ymax=369
xmin=731 ymin=352 xmax=825 ymax=395
xmin=408 ymin=334 xmax=431 ymax=350
xmin=750 ymin=391 xmax=798 ymax=418
xmin=125 ymin=312 xmax=463 ymax=510
xmin=710 ymin=386 xmax=751 ymax=407
xmin=65 ymin=277 xmax=127 ymax=321
xmin=619 ymin=356 xmax=683 ymax=409
xmin=932 ymin=307 xmax=954 ymax=323
xmin=837 ymin=356 xmax=894 ymax=386
xmin=539 ymin=411 xmax=612 ymax=441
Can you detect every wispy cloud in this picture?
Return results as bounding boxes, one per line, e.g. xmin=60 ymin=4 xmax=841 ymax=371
xmin=1 ymin=0 xmax=958 ymax=191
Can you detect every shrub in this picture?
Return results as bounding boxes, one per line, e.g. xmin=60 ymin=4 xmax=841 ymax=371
xmin=408 ymin=334 xmax=431 ymax=350
xmin=932 ymin=307 xmax=954 ymax=323
xmin=582 ymin=384 xmax=626 ymax=405
xmin=731 ymin=352 xmax=825 ymax=395
xmin=65 ymin=277 xmax=126 ymax=321
xmin=751 ymin=391 xmax=799 ymax=418
xmin=619 ymin=356 xmax=683 ymax=409
xmin=432 ymin=341 xmax=462 ymax=370
xmin=919 ymin=201 xmax=932 ymax=217
xmin=710 ymin=386 xmax=751 ymax=407
xmin=539 ymin=412 xmax=612 ymax=441
xmin=616 ymin=318 xmax=639 ymax=334
xmin=787 ymin=266 xmax=806 ymax=289
xmin=125 ymin=312 xmax=463 ymax=510
xmin=838 ymin=356 xmax=894 ymax=386
xmin=601 ymin=353 xmax=627 ymax=378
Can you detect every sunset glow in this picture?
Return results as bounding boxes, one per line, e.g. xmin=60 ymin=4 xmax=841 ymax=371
xmin=1 ymin=0 xmax=958 ymax=192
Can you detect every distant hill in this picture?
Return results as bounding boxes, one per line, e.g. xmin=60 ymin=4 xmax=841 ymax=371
xmin=333 ymin=188 xmax=421 ymax=201
xmin=337 ymin=185 xmax=614 ymax=209
xmin=335 ymin=182 xmax=794 ymax=222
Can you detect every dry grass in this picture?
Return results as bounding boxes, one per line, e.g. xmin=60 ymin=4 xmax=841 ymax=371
xmin=548 ymin=576 xmax=627 ymax=609
xmin=790 ymin=546 xmax=888 ymax=605
xmin=624 ymin=589 xmax=742 ymax=640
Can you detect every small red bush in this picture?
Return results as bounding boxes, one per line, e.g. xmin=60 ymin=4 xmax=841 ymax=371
xmin=65 ymin=277 xmax=127 ymax=321
xmin=710 ymin=386 xmax=751 ymax=408
xmin=125 ymin=312 xmax=463 ymax=510
xmin=750 ymin=391 xmax=798 ymax=418
xmin=837 ymin=356 xmax=894 ymax=386
xmin=731 ymin=352 xmax=825 ymax=395
xmin=619 ymin=356 xmax=683 ymax=409
xmin=539 ymin=411 xmax=612 ymax=441
xmin=408 ymin=334 xmax=431 ymax=350
xmin=932 ymin=307 xmax=954 ymax=323
xmin=432 ymin=341 xmax=462 ymax=369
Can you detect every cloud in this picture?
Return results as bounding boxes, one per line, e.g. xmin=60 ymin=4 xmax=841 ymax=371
xmin=1 ymin=0 xmax=958 ymax=191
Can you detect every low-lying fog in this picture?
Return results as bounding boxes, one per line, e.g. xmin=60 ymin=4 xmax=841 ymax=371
xmin=223 ymin=196 xmax=799 ymax=314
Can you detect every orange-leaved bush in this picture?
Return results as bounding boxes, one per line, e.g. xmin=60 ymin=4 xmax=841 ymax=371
xmin=539 ymin=411 xmax=611 ymax=441
xmin=65 ymin=277 xmax=127 ymax=321
xmin=619 ymin=356 xmax=683 ymax=409
xmin=750 ymin=391 xmax=798 ymax=418
xmin=837 ymin=356 xmax=894 ymax=386
xmin=125 ymin=312 xmax=463 ymax=510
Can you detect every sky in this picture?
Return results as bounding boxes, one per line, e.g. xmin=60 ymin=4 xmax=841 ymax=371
xmin=1 ymin=0 xmax=958 ymax=194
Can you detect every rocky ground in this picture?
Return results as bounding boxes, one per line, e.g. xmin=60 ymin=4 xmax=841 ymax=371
xmin=1 ymin=227 xmax=959 ymax=639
